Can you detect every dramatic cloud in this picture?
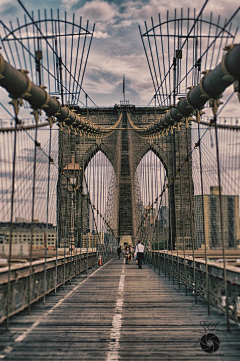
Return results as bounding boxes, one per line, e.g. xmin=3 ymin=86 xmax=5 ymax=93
xmin=78 ymin=0 xmax=118 ymax=23
xmin=0 ymin=0 xmax=239 ymax=109
xmin=0 ymin=1 xmax=18 ymax=17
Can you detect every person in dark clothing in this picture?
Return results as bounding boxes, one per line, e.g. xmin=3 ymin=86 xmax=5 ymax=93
xmin=125 ymin=245 xmax=130 ymax=264
xmin=117 ymin=245 xmax=121 ymax=259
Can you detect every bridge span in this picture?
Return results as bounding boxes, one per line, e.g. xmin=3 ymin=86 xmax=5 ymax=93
xmin=1 ymin=257 xmax=240 ymax=360
xmin=1 ymin=4 xmax=240 ymax=359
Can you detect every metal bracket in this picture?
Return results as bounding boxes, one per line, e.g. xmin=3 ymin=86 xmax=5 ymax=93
xmin=221 ymin=53 xmax=235 ymax=82
xmin=234 ymin=80 xmax=240 ymax=103
xmin=9 ymin=97 xmax=23 ymax=116
xmin=209 ymin=98 xmax=223 ymax=116
xmin=31 ymin=109 xmax=42 ymax=124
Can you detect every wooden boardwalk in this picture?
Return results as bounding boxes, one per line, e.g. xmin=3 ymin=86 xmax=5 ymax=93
xmin=0 ymin=258 xmax=240 ymax=360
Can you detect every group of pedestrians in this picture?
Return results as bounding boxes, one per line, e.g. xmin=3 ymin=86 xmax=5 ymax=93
xmin=117 ymin=240 xmax=145 ymax=269
xmin=124 ymin=244 xmax=134 ymax=264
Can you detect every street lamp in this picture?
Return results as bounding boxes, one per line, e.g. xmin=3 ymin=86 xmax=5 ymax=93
xmin=63 ymin=156 xmax=81 ymax=255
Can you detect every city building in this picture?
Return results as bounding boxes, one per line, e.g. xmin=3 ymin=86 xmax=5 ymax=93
xmin=0 ymin=218 xmax=57 ymax=253
xmin=194 ymin=186 xmax=240 ymax=249
xmin=81 ymin=232 xmax=104 ymax=248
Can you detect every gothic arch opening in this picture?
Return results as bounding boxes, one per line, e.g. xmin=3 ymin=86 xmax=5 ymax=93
xmin=134 ymin=150 xmax=168 ymax=245
xmin=135 ymin=150 xmax=166 ymax=208
xmin=84 ymin=150 xmax=117 ymax=237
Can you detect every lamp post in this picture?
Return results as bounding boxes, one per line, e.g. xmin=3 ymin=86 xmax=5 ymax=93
xmin=69 ymin=176 xmax=76 ymax=256
xmin=63 ymin=156 xmax=81 ymax=279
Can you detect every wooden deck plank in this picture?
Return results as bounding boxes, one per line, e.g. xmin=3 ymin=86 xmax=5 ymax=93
xmin=0 ymin=259 xmax=239 ymax=360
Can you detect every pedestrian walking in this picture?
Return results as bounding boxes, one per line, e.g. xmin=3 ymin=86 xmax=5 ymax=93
xmin=125 ymin=244 xmax=130 ymax=264
xmin=135 ymin=241 xmax=145 ymax=269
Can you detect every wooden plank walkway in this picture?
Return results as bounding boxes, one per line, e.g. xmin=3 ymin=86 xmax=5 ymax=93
xmin=0 ymin=258 xmax=240 ymax=360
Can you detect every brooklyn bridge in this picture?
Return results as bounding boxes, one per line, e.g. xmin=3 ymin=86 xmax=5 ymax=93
xmin=0 ymin=1 xmax=240 ymax=360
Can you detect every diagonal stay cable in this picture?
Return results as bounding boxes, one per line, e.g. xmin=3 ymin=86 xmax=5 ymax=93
xmin=136 ymin=89 xmax=238 ymax=230
xmin=146 ymin=0 xmax=209 ymax=107
xmin=16 ymin=0 xmax=102 ymax=110
xmin=157 ymin=7 xmax=240 ymax=107
xmin=0 ymin=18 xmax=99 ymax=112
xmin=0 ymin=23 xmax=87 ymax=109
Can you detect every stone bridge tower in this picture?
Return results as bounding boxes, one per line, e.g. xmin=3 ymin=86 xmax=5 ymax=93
xmin=58 ymin=105 xmax=194 ymax=250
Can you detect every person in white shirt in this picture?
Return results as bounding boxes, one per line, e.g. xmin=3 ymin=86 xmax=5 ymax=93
xmin=135 ymin=241 xmax=145 ymax=269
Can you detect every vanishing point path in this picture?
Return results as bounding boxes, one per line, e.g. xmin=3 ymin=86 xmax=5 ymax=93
xmin=1 ymin=258 xmax=240 ymax=360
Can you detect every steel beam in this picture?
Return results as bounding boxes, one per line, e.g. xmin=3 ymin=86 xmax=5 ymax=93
xmin=133 ymin=44 xmax=240 ymax=136
xmin=0 ymin=54 xmax=117 ymax=137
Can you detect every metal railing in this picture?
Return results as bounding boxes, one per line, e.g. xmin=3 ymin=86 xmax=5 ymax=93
xmin=0 ymin=251 xmax=113 ymax=324
xmin=147 ymin=250 xmax=240 ymax=322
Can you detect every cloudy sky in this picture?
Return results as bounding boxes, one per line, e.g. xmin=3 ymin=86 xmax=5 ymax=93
xmin=0 ymin=0 xmax=239 ymax=113
xmin=0 ymin=0 xmax=239 ymax=225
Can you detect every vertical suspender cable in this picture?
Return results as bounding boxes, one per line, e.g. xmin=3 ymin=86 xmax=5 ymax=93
xmin=92 ymin=152 xmax=95 ymax=267
xmin=96 ymin=149 xmax=100 ymax=268
xmin=6 ymin=109 xmax=18 ymax=331
xmin=151 ymin=150 xmax=155 ymax=269
xmin=213 ymin=109 xmax=229 ymax=331
xmin=63 ymin=128 xmax=70 ymax=287
xmin=83 ymin=171 xmax=101 ymax=267
xmin=75 ymin=133 xmax=81 ymax=275
xmin=157 ymin=140 xmax=162 ymax=274
xmin=63 ymin=159 xmax=67 ymax=288
xmin=185 ymin=119 xmax=197 ymax=304
xmin=170 ymin=128 xmax=176 ymax=285
xmin=165 ymin=133 xmax=171 ymax=279
xmin=85 ymin=138 xmax=89 ymax=273
xmin=161 ymin=136 xmax=167 ymax=277
xmin=147 ymin=152 xmax=150 ymax=261
xmin=164 ymin=177 xmax=168 ymax=276
xmin=177 ymin=125 xmax=187 ymax=295
xmin=55 ymin=126 xmax=63 ymax=293
xmin=101 ymin=151 xmax=105 ymax=260
xmin=80 ymin=135 xmax=85 ymax=275
xmin=154 ymin=151 xmax=158 ymax=271
xmin=197 ymin=113 xmax=210 ymax=314
xmin=84 ymin=138 xmax=88 ymax=274
xmin=43 ymin=122 xmax=52 ymax=304
xmin=143 ymin=158 xmax=149 ymax=257
xmin=147 ymin=152 xmax=150 ymax=259
xmin=166 ymin=10 xmax=171 ymax=106
xmin=75 ymin=134 xmax=80 ymax=278
xmin=103 ymin=155 xmax=106 ymax=257
xmin=72 ymin=131 xmax=77 ymax=280
xmin=172 ymin=126 xmax=179 ymax=285
xmin=28 ymin=111 xmax=39 ymax=314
